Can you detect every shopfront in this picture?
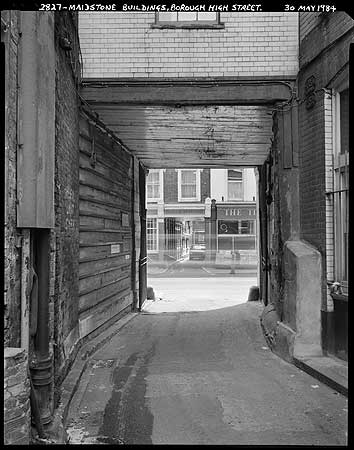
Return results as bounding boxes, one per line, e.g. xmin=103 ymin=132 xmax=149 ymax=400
xmin=216 ymin=203 xmax=257 ymax=264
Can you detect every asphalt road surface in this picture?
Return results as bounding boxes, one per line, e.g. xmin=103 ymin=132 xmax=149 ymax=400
xmin=66 ymin=302 xmax=347 ymax=445
xmin=146 ymin=259 xmax=258 ymax=313
xmin=147 ymin=259 xmax=257 ymax=278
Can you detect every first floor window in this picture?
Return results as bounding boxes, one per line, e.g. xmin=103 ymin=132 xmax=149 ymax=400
xmin=227 ymin=169 xmax=243 ymax=200
xmin=178 ymin=169 xmax=201 ymax=201
xmin=147 ymin=170 xmax=162 ymax=201
xmin=147 ymin=218 xmax=158 ymax=252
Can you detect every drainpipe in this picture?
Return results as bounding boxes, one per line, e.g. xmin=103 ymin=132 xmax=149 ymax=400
xmin=29 ymin=230 xmax=52 ymax=426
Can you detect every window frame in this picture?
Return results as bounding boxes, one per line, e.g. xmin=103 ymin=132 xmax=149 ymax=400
xmin=146 ymin=217 xmax=158 ymax=253
xmin=227 ymin=169 xmax=243 ymax=201
xmin=146 ymin=169 xmax=163 ymax=203
xmin=217 ymin=219 xmax=256 ymax=236
xmin=152 ymin=12 xmax=224 ymax=29
xmin=177 ymin=169 xmax=201 ymax=202
xmin=331 ymin=86 xmax=349 ymax=292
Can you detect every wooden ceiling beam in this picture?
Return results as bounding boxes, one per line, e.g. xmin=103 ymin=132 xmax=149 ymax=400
xmin=81 ymin=79 xmax=294 ymax=106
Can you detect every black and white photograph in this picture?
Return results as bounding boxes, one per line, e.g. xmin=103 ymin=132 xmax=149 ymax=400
xmin=2 ymin=0 xmax=350 ymax=445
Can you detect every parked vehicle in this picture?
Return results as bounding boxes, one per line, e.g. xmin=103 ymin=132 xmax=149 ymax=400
xmin=189 ymin=244 xmax=206 ymax=260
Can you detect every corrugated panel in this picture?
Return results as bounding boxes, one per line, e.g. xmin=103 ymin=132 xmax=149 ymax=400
xmin=78 ymin=114 xmax=133 ymax=338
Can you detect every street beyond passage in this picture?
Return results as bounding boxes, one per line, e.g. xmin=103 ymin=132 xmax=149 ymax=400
xmin=66 ymin=300 xmax=347 ymax=445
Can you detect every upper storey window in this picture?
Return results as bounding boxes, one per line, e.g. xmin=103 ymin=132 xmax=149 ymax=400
xmin=153 ymin=12 xmax=224 ymax=29
xmin=146 ymin=170 xmax=163 ymax=202
xmin=178 ymin=169 xmax=201 ymax=202
xmin=227 ymin=169 xmax=243 ymax=201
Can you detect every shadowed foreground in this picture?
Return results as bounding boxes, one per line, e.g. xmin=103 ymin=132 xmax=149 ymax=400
xmin=67 ymin=302 xmax=347 ymax=445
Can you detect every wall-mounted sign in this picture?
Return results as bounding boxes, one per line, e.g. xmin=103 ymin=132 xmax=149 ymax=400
xmin=110 ymin=244 xmax=121 ymax=254
xmin=217 ymin=205 xmax=256 ymax=220
xmin=122 ymin=213 xmax=129 ymax=227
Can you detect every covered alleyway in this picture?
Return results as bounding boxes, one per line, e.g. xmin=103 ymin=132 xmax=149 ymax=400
xmin=3 ymin=11 xmax=350 ymax=445
xmin=66 ymin=301 xmax=347 ymax=445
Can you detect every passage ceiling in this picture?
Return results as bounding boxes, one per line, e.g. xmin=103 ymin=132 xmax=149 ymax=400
xmin=85 ymin=104 xmax=274 ymax=169
xmin=80 ymin=79 xmax=291 ymax=168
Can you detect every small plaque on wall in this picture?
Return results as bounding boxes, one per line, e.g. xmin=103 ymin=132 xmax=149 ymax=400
xmin=111 ymin=244 xmax=121 ymax=254
xmin=122 ymin=213 xmax=129 ymax=227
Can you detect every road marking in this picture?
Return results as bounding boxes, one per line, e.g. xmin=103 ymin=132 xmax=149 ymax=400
xmin=201 ymin=266 xmax=214 ymax=275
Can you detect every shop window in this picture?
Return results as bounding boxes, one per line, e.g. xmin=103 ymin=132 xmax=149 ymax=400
xmin=227 ymin=169 xmax=243 ymax=200
xmin=146 ymin=170 xmax=163 ymax=202
xmin=178 ymin=169 xmax=201 ymax=202
xmin=240 ymin=220 xmax=255 ymax=235
xmin=218 ymin=220 xmax=239 ymax=235
xmin=218 ymin=219 xmax=255 ymax=235
xmin=147 ymin=218 xmax=158 ymax=252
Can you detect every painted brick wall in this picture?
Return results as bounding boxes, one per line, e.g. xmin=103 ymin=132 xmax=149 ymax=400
xmin=53 ymin=12 xmax=81 ymax=388
xmin=4 ymin=10 xmax=22 ymax=348
xmin=79 ymin=12 xmax=299 ymax=78
xmin=4 ymin=348 xmax=31 ymax=445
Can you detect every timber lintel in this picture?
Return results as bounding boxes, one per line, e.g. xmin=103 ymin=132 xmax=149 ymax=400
xmin=81 ymin=78 xmax=295 ymax=106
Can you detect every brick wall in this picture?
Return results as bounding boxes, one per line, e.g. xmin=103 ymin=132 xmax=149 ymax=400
xmin=53 ymin=12 xmax=81 ymax=389
xmin=163 ymin=169 xmax=210 ymax=203
xmin=4 ymin=10 xmax=22 ymax=348
xmin=299 ymin=12 xmax=322 ymax=40
xmin=298 ymin=12 xmax=353 ymax=308
xmin=4 ymin=348 xmax=31 ymax=445
xmin=163 ymin=169 xmax=178 ymax=202
xmin=79 ymin=12 xmax=299 ymax=78
xmin=201 ymin=168 xmax=211 ymax=201
xmin=299 ymin=12 xmax=353 ymax=68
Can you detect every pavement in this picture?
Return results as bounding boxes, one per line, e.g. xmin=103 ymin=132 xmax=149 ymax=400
xmin=293 ymin=355 xmax=348 ymax=397
xmin=144 ymin=276 xmax=257 ymax=312
xmin=65 ymin=297 xmax=347 ymax=445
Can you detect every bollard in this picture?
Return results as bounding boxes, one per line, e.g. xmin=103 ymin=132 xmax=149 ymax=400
xmin=147 ymin=286 xmax=155 ymax=301
xmin=248 ymin=286 xmax=260 ymax=301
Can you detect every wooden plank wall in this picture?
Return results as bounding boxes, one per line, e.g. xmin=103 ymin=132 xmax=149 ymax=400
xmin=78 ymin=114 xmax=134 ymax=338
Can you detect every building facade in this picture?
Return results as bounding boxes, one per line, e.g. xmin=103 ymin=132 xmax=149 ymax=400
xmin=3 ymin=9 xmax=351 ymax=442
xmin=297 ymin=12 xmax=350 ymax=360
xmin=260 ymin=12 xmax=351 ymax=363
xmin=146 ymin=168 xmax=257 ymax=265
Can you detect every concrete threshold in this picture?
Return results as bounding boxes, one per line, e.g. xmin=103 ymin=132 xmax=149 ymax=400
xmin=293 ymin=355 xmax=348 ymax=397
